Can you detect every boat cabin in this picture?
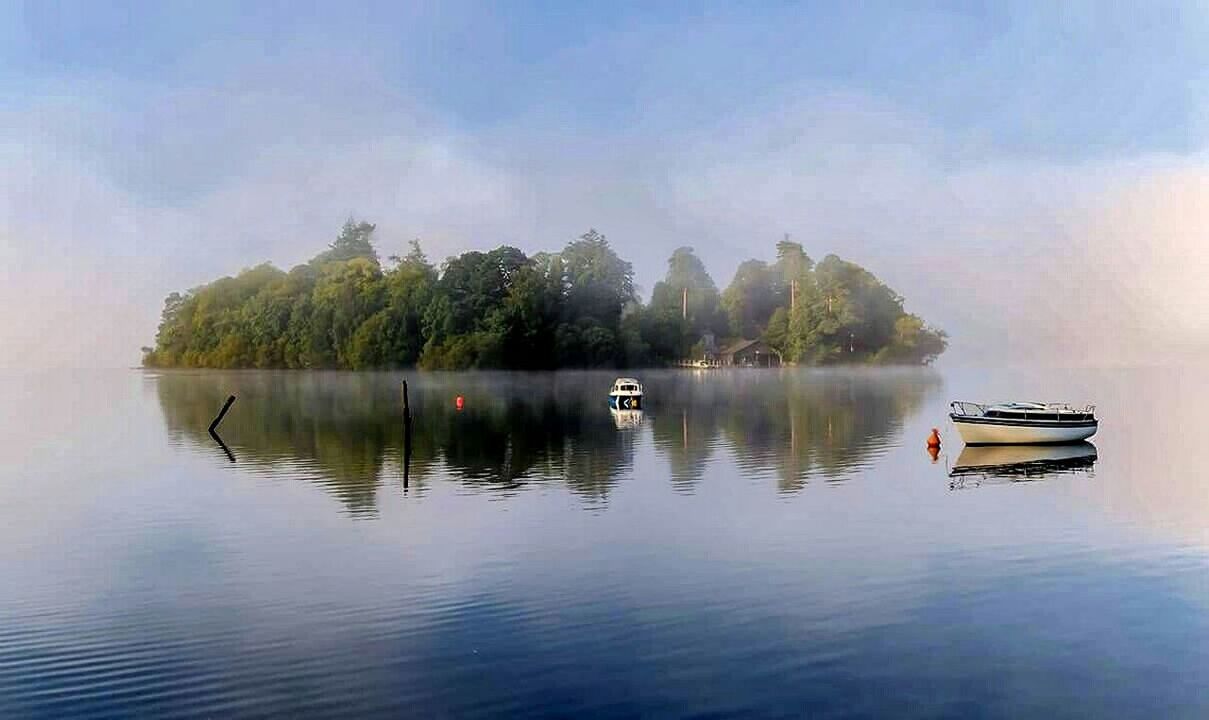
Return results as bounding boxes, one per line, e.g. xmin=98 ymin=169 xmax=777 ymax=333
xmin=982 ymin=402 xmax=1095 ymax=423
xmin=611 ymin=378 xmax=642 ymax=394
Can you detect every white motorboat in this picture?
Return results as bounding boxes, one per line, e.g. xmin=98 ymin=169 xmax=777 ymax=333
xmin=608 ymin=378 xmax=643 ymax=410
xmin=949 ymin=401 xmax=1097 ymax=445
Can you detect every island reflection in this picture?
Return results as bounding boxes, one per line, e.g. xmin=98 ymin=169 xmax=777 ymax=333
xmin=155 ymin=369 xmax=939 ymax=515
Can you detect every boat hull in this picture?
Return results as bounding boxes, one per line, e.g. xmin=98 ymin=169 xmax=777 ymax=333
xmin=608 ymin=394 xmax=642 ymax=410
xmin=951 ymin=416 xmax=1097 ymax=445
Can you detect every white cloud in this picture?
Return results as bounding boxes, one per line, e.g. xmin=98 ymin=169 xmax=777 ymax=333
xmin=655 ymin=92 xmax=1208 ymax=365
xmin=0 ymin=97 xmax=527 ymax=368
xmin=4 ymin=72 xmax=1209 ymax=368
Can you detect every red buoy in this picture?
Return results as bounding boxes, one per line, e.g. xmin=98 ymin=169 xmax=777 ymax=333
xmin=927 ymin=428 xmax=941 ymax=449
xmin=455 ymin=395 xmax=465 ymax=411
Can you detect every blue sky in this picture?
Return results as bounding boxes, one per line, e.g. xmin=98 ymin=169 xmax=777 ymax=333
xmin=3 ymin=1 xmax=1209 ymax=366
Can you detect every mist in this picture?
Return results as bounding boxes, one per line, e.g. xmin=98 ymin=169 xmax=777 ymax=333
xmin=2 ymin=3 xmax=1207 ymax=368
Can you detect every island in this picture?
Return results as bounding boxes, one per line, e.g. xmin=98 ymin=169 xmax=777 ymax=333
xmin=142 ymin=220 xmax=946 ymax=370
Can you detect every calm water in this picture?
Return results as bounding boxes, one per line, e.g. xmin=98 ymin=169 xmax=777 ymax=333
xmin=2 ymin=367 xmax=1208 ymax=718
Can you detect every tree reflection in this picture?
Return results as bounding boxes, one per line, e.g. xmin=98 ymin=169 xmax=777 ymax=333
xmin=648 ymin=369 xmax=939 ymax=492
xmin=154 ymin=370 xmax=634 ymax=514
xmin=154 ymin=368 xmax=937 ymax=514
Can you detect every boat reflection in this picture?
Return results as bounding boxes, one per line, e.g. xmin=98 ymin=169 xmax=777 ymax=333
xmin=949 ymin=442 xmax=1097 ymax=489
xmin=610 ymin=408 xmax=644 ymax=430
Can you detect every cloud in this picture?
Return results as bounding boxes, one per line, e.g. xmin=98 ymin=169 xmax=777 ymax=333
xmin=652 ymin=91 xmax=1208 ymax=365
xmin=0 ymin=82 xmax=528 ymax=368
xmin=4 ymin=37 xmax=1209 ymax=368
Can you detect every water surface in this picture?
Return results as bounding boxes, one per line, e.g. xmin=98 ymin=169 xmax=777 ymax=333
xmin=2 ymin=367 xmax=1207 ymax=718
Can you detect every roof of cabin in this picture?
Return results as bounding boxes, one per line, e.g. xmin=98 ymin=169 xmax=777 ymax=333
xmin=721 ymin=339 xmax=764 ymax=356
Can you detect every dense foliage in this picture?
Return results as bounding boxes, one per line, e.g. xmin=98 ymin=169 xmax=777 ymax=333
xmin=143 ymin=220 xmax=946 ymax=369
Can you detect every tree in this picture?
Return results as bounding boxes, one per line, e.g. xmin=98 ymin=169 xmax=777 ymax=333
xmin=420 ymin=246 xmax=531 ymax=369
xmin=312 ymin=218 xmax=380 ymax=267
xmin=873 ymin=315 xmax=948 ymax=365
xmin=310 ymin=257 xmax=385 ymax=368
xmin=560 ymin=229 xmax=635 ymax=328
xmin=142 ymin=221 xmax=946 ymax=369
xmin=721 ymin=259 xmax=777 ymax=339
xmin=645 ymin=246 xmax=726 ymax=361
xmin=369 ymin=240 xmax=436 ymax=367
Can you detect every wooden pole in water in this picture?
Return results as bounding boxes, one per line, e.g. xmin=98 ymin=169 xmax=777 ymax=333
xmin=209 ymin=395 xmax=236 ymax=434
xmin=402 ymin=381 xmax=413 ymax=489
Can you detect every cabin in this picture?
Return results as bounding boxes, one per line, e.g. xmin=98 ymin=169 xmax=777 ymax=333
xmin=720 ymin=339 xmax=781 ymax=367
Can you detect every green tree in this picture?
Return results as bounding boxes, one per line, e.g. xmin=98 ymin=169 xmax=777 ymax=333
xmin=312 ymin=218 xmax=380 ymax=267
xmin=142 ymin=221 xmax=946 ymax=369
xmin=310 ymin=257 xmax=386 ymax=368
xmin=721 ymin=259 xmax=777 ymax=339
xmin=560 ymin=229 xmax=635 ymax=328
xmin=420 ymin=246 xmax=530 ymax=369
xmin=646 ymin=246 xmax=726 ymax=361
xmin=873 ymin=315 xmax=948 ymax=365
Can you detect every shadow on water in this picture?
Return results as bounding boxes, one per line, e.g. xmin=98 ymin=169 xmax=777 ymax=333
xmin=948 ymin=442 xmax=1098 ymax=490
xmin=153 ymin=368 xmax=939 ymax=514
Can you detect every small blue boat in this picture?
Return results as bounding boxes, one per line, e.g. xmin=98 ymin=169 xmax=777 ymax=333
xmin=608 ymin=378 xmax=643 ymax=410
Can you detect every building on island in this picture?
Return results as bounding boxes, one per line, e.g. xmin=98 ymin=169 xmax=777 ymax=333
xmin=719 ymin=339 xmax=781 ymax=367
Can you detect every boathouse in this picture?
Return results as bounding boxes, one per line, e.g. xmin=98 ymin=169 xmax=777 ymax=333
xmin=720 ymin=339 xmax=781 ymax=367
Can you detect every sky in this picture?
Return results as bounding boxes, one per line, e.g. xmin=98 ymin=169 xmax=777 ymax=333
xmin=3 ymin=1 xmax=1209 ymax=367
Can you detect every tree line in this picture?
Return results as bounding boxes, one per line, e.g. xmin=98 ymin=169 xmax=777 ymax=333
xmin=142 ymin=219 xmax=946 ymax=369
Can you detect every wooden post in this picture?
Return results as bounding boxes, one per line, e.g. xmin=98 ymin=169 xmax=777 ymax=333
xmin=402 ymin=381 xmax=413 ymax=489
xmin=209 ymin=395 xmax=236 ymax=434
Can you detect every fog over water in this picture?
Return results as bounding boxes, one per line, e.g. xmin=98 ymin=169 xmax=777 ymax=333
xmin=4 ymin=367 xmax=1209 ymax=717
xmin=3 ymin=4 xmax=1208 ymax=368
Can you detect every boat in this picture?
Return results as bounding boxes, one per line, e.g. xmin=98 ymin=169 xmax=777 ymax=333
xmin=608 ymin=378 xmax=643 ymax=410
xmin=949 ymin=401 xmax=1097 ymax=445
xmin=950 ymin=442 xmax=1097 ymax=481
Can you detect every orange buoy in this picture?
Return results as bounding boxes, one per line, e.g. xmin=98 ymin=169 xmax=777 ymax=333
xmin=927 ymin=445 xmax=940 ymax=462
xmin=455 ymin=395 xmax=465 ymax=411
xmin=927 ymin=428 xmax=941 ymax=449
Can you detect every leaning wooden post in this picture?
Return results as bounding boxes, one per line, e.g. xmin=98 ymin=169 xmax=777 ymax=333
xmin=402 ymin=381 xmax=413 ymax=489
xmin=209 ymin=395 xmax=236 ymax=434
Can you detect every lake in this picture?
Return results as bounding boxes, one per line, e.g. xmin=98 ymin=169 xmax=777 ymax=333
xmin=2 ymin=367 xmax=1208 ymax=718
